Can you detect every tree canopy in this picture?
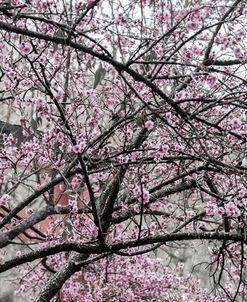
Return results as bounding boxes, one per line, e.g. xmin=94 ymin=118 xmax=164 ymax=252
xmin=0 ymin=0 xmax=247 ymax=301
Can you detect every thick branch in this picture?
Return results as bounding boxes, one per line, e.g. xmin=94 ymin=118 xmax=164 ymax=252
xmin=0 ymin=231 xmax=245 ymax=275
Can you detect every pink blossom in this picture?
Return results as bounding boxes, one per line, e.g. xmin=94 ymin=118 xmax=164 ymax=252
xmin=186 ymin=210 xmax=194 ymax=218
xmin=72 ymin=144 xmax=82 ymax=153
xmin=231 ymin=118 xmax=240 ymax=130
xmin=217 ymin=206 xmax=225 ymax=216
xmin=206 ymin=75 xmax=217 ymax=88
xmin=142 ymin=188 xmax=150 ymax=203
xmin=198 ymin=221 xmax=207 ymax=229
xmin=27 ymin=151 xmax=34 ymax=159
xmin=145 ymin=120 xmax=154 ymax=130
xmin=206 ymin=202 xmax=217 ymax=216
xmin=186 ymin=20 xmax=199 ymax=30
xmin=57 ymin=132 xmax=64 ymax=142
xmin=20 ymin=42 xmax=32 ymax=54
xmin=0 ymin=194 xmax=10 ymax=206
xmin=239 ymin=189 xmax=246 ymax=198
xmin=225 ymin=201 xmax=241 ymax=217
xmin=26 ymin=208 xmax=34 ymax=215
xmin=234 ymin=46 xmax=244 ymax=59
xmin=116 ymin=14 xmax=126 ymax=24
xmin=182 ymin=48 xmax=193 ymax=62
xmin=71 ymin=175 xmax=82 ymax=190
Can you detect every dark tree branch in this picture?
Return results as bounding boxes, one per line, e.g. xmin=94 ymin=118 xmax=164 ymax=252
xmin=0 ymin=231 xmax=245 ymax=275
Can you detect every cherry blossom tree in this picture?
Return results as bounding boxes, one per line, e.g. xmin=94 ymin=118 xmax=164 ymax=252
xmin=0 ymin=0 xmax=247 ymax=301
